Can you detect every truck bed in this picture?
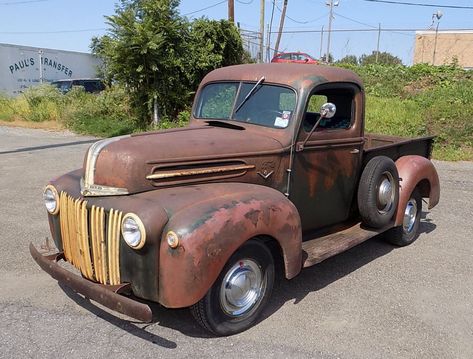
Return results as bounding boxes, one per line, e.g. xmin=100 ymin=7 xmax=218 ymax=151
xmin=363 ymin=133 xmax=434 ymax=164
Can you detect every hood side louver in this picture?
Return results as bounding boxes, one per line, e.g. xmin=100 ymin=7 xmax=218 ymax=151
xmin=146 ymin=160 xmax=255 ymax=187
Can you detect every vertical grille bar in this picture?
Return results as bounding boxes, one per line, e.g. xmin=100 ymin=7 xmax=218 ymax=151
xmin=79 ymin=201 xmax=94 ymax=280
xmin=98 ymin=207 xmax=108 ymax=284
xmin=59 ymin=193 xmax=72 ymax=263
xmin=58 ymin=193 xmax=122 ymax=285
xmin=90 ymin=205 xmax=103 ymax=283
xmin=107 ymin=209 xmax=122 ymax=285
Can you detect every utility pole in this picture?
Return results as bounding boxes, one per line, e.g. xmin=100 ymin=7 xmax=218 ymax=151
xmin=325 ymin=0 xmax=338 ymax=63
xmin=375 ymin=23 xmax=381 ymax=63
xmin=319 ymin=25 xmax=324 ymax=59
xmin=266 ymin=23 xmax=271 ymax=62
xmin=228 ymin=0 xmax=234 ymax=23
xmin=259 ymin=0 xmax=265 ymax=63
xmin=274 ymin=0 xmax=288 ymax=58
xmin=432 ymin=10 xmax=443 ymax=65
xmin=38 ymin=50 xmax=43 ymax=84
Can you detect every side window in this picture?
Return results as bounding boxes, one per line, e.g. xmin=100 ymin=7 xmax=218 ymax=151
xmin=303 ymin=95 xmax=328 ymax=132
xmin=303 ymin=87 xmax=355 ymax=132
xmin=83 ymin=81 xmax=96 ymax=92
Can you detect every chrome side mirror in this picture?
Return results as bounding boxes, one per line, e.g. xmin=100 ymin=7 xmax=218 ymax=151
xmin=320 ymin=102 xmax=336 ymax=119
xmin=297 ymin=102 xmax=337 ymax=152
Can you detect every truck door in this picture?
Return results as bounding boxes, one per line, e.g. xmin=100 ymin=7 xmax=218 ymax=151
xmin=289 ymin=83 xmax=364 ymax=233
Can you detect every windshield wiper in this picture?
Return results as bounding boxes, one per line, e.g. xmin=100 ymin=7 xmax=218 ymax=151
xmin=234 ymin=76 xmax=265 ymax=114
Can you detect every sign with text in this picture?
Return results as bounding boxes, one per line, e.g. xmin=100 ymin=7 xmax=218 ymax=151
xmin=0 ymin=43 xmax=102 ymax=96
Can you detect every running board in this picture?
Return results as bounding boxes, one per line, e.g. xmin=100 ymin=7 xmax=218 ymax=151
xmin=302 ymin=222 xmax=389 ymax=268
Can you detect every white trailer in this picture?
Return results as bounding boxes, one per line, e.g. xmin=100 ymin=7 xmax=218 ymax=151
xmin=0 ymin=43 xmax=102 ymax=96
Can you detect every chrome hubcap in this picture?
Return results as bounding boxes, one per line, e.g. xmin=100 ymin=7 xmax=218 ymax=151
xmin=377 ymin=172 xmax=395 ymax=214
xmin=220 ymin=259 xmax=264 ymax=317
xmin=403 ymin=198 xmax=418 ymax=233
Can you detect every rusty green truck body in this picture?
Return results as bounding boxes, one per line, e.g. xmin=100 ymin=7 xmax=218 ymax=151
xmin=31 ymin=64 xmax=440 ymax=335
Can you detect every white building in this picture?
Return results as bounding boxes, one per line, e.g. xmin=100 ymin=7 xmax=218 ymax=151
xmin=0 ymin=43 xmax=102 ymax=96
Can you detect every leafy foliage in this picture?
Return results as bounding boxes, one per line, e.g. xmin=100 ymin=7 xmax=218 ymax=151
xmin=91 ymin=0 xmax=188 ymax=125
xmin=188 ymin=19 xmax=246 ymax=90
xmin=91 ymin=0 xmax=247 ymax=126
xmin=337 ymin=63 xmax=473 ymax=160
xmin=359 ymin=51 xmax=402 ymax=66
xmin=337 ymin=55 xmax=358 ymax=65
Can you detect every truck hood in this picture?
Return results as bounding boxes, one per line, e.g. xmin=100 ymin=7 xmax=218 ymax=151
xmin=81 ymin=125 xmax=284 ymax=196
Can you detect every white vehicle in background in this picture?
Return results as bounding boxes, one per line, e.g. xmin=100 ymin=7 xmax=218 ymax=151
xmin=51 ymin=78 xmax=105 ymax=94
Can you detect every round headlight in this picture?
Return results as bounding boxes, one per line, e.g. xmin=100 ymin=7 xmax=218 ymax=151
xmin=43 ymin=185 xmax=59 ymax=215
xmin=166 ymin=231 xmax=179 ymax=249
xmin=121 ymin=213 xmax=146 ymax=249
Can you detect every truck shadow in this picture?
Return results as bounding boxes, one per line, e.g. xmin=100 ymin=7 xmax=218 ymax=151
xmin=59 ymin=216 xmax=436 ymax=341
xmin=59 ymin=282 xmax=180 ymax=348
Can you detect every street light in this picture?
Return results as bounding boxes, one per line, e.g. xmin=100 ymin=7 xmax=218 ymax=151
xmin=431 ymin=10 xmax=443 ymax=65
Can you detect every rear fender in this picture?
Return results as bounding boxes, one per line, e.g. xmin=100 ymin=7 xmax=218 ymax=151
xmin=158 ymin=185 xmax=302 ymax=308
xmin=394 ymin=155 xmax=440 ymax=226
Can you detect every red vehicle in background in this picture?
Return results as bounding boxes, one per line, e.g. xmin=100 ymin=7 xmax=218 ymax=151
xmin=271 ymin=52 xmax=319 ymax=64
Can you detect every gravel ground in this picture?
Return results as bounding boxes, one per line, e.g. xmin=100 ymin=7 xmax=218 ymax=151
xmin=0 ymin=126 xmax=472 ymax=359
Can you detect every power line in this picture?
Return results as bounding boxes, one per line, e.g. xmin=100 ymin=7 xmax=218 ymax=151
xmin=236 ymin=0 xmax=253 ymax=4
xmin=362 ymin=0 xmax=473 ymax=10
xmin=268 ymin=27 xmax=473 ymax=34
xmin=275 ymin=2 xmax=327 ymax=24
xmin=0 ymin=28 xmax=106 ymax=34
xmin=0 ymin=0 xmax=48 ymax=5
xmin=334 ymin=12 xmax=378 ymax=29
xmin=183 ymin=0 xmax=227 ymax=16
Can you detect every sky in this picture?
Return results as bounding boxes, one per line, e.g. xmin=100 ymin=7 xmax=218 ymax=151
xmin=1 ymin=0 xmax=472 ymax=65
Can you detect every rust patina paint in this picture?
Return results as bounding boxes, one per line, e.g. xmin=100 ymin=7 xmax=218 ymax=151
xmin=34 ymin=63 xmax=440 ymax=324
xmin=394 ymin=155 xmax=440 ymax=226
xmin=157 ymin=183 xmax=302 ymax=308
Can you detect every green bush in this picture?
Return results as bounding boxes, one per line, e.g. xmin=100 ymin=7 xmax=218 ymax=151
xmin=338 ymin=63 xmax=473 ymax=160
xmin=1 ymin=63 xmax=472 ymax=161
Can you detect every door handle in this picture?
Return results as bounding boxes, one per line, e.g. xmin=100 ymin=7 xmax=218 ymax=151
xmin=350 ymin=149 xmax=360 ymax=154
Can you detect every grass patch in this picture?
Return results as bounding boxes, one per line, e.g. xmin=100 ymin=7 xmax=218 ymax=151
xmin=1 ymin=63 xmax=472 ymax=161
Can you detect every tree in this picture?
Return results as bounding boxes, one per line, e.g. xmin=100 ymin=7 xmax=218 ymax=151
xmin=92 ymin=0 xmax=189 ymax=125
xmin=337 ymin=55 xmax=358 ymax=65
xmin=91 ymin=1 xmax=248 ymax=126
xmin=359 ymin=51 xmax=402 ymax=66
xmin=188 ymin=19 xmax=246 ymax=90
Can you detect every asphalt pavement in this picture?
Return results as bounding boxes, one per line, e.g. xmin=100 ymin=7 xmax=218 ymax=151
xmin=0 ymin=126 xmax=472 ymax=359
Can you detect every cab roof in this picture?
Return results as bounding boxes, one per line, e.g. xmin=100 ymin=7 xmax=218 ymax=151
xmin=201 ymin=63 xmax=364 ymax=91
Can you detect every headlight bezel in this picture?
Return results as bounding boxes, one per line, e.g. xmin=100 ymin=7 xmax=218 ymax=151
xmin=121 ymin=213 xmax=146 ymax=249
xmin=43 ymin=185 xmax=59 ymax=215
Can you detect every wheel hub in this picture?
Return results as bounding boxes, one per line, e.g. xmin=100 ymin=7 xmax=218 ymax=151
xmin=377 ymin=172 xmax=395 ymax=213
xmin=220 ymin=259 xmax=264 ymax=316
xmin=403 ymin=199 xmax=418 ymax=233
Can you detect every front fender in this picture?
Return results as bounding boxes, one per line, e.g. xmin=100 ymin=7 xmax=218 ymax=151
xmin=157 ymin=183 xmax=302 ymax=308
xmin=394 ymin=155 xmax=440 ymax=226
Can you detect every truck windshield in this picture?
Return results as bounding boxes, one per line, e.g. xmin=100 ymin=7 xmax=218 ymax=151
xmin=195 ymin=82 xmax=296 ymax=129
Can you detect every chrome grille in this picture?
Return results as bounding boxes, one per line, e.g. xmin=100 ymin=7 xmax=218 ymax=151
xmin=58 ymin=192 xmax=123 ymax=285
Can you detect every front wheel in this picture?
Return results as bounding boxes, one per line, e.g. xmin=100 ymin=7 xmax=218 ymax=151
xmin=190 ymin=240 xmax=275 ymax=336
xmin=385 ymin=189 xmax=422 ymax=246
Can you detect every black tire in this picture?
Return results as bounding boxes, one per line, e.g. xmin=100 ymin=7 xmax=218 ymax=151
xmin=358 ymin=156 xmax=399 ymax=228
xmin=385 ymin=189 xmax=422 ymax=246
xmin=190 ymin=240 xmax=275 ymax=336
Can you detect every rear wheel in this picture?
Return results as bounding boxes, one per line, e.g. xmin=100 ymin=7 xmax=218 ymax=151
xmin=190 ymin=240 xmax=275 ymax=336
xmin=358 ymin=156 xmax=399 ymax=228
xmin=385 ymin=189 xmax=422 ymax=246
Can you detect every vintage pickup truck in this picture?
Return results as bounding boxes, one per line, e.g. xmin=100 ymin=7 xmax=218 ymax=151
xmin=31 ymin=63 xmax=440 ymax=336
